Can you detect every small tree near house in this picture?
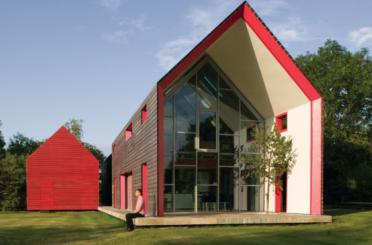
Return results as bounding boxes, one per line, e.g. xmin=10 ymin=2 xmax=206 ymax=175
xmin=239 ymin=125 xmax=297 ymax=212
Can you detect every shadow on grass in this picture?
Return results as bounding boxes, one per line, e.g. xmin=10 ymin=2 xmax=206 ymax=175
xmin=0 ymin=225 xmax=123 ymax=245
xmin=148 ymin=223 xmax=371 ymax=245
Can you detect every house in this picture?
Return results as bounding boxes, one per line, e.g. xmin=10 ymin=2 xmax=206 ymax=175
xmin=27 ymin=126 xmax=99 ymax=210
xmin=111 ymin=2 xmax=322 ymax=217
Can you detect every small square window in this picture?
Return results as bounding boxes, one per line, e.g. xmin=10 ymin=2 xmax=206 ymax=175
xmin=125 ymin=123 xmax=132 ymax=140
xmin=246 ymin=124 xmax=256 ymax=142
xmin=141 ymin=105 xmax=147 ymax=124
xmin=276 ymin=113 xmax=288 ymax=132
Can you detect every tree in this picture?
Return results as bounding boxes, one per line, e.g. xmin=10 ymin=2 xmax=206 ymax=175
xmin=64 ymin=119 xmax=105 ymax=161
xmin=296 ymin=40 xmax=372 ymax=203
xmin=0 ymin=121 xmax=5 ymax=159
xmin=64 ymin=119 xmax=84 ymax=141
xmin=7 ymin=133 xmax=42 ymax=156
xmin=84 ymin=143 xmax=105 ymax=162
xmin=0 ymin=154 xmax=27 ymax=210
xmin=239 ymin=126 xmax=296 ymax=212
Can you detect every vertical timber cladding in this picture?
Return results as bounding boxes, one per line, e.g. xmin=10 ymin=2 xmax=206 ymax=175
xmin=112 ymin=86 xmax=158 ymax=216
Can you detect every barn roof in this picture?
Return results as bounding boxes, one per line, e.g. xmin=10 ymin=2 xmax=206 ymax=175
xmin=27 ymin=126 xmax=98 ymax=163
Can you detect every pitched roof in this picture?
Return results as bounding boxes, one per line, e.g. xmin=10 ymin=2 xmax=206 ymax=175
xmin=27 ymin=126 xmax=97 ymax=162
xmin=157 ymin=1 xmax=320 ymax=101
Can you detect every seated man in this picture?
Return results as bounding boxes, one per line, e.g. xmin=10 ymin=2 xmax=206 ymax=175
xmin=125 ymin=189 xmax=145 ymax=231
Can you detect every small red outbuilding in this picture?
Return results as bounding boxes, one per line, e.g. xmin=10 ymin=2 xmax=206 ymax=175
xmin=27 ymin=126 xmax=99 ymax=210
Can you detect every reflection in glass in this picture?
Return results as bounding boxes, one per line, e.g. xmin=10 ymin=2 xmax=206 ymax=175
xmin=197 ymin=153 xmax=217 ymax=185
xmin=199 ymin=112 xmax=216 ymax=149
xmin=164 ymin=59 xmax=264 ymax=213
xmin=176 ymin=133 xmax=195 ymax=152
xmin=197 ymin=64 xmax=218 ymax=110
xmin=219 ymin=154 xmax=235 ymax=166
xmin=241 ymin=101 xmax=257 ymax=121
xmin=219 ymin=135 xmax=235 ymax=153
xmin=175 ymin=152 xmax=196 ymax=165
xmin=175 ymin=167 xmax=195 ymax=211
xmin=175 ymin=84 xmax=196 ymax=133
xmin=198 ymin=186 xmax=217 ymax=212
xmin=164 ymin=185 xmax=173 ymax=212
xmin=164 ymin=154 xmax=173 ymax=184
xmin=219 ymin=90 xmax=239 ymax=134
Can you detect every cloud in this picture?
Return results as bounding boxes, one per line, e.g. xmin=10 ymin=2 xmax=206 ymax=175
xmin=101 ymin=15 xmax=149 ymax=44
xmin=156 ymin=0 xmax=240 ymax=70
xmin=101 ymin=30 xmax=128 ymax=43
xmin=100 ymin=0 xmax=122 ymax=11
xmin=349 ymin=27 xmax=372 ymax=46
xmin=269 ymin=17 xmax=311 ymax=43
xmin=250 ymin=0 xmax=288 ymax=17
xmin=119 ymin=15 xmax=149 ymax=32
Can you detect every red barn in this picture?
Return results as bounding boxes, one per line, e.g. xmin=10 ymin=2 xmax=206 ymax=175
xmin=27 ymin=126 xmax=99 ymax=210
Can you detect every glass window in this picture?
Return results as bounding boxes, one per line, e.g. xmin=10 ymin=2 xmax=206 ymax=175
xmin=176 ymin=133 xmax=195 ymax=152
xmin=219 ymin=90 xmax=239 ymax=134
xmin=198 ymin=185 xmax=217 ymax=212
xmin=175 ymin=167 xmax=195 ymax=211
xmin=276 ymin=113 xmax=288 ymax=132
xmin=175 ymin=152 xmax=196 ymax=165
xmin=219 ymin=77 xmax=231 ymax=89
xmin=197 ymin=64 xmax=218 ymax=110
xmin=241 ymin=101 xmax=257 ymax=121
xmin=164 ymin=185 xmax=173 ymax=212
xmin=197 ymin=153 xmax=217 ymax=185
xmin=219 ymin=167 xmax=238 ymax=211
xmin=175 ymin=84 xmax=196 ymax=133
xmin=164 ymin=154 xmax=173 ymax=184
xmin=238 ymin=185 xmax=263 ymax=212
xmin=199 ymin=111 xmax=216 ymax=149
xmin=219 ymin=154 xmax=236 ymax=166
xmin=219 ymin=135 xmax=235 ymax=153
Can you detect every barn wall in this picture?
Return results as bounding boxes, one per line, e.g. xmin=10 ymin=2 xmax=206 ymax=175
xmin=27 ymin=128 xmax=99 ymax=210
xmin=112 ymin=86 xmax=158 ymax=216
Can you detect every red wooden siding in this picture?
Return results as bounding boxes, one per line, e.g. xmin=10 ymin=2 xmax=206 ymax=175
xmin=120 ymin=175 xmax=126 ymax=209
xmin=26 ymin=126 xmax=99 ymax=210
xmin=142 ymin=163 xmax=148 ymax=213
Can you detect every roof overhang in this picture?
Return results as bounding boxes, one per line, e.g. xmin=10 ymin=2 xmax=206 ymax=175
xmin=157 ymin=2 xmax=321 ymax=118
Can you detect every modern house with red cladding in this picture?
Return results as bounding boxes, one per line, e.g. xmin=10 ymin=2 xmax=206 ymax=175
xmin=112 ymin=2 xmax=323 ymax=217
xmin=27 ymin=126 xmax=99 ymax=210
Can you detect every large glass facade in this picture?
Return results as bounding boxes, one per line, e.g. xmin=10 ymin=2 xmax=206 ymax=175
xmin=163 ymin=58 xmax=264 ymax=212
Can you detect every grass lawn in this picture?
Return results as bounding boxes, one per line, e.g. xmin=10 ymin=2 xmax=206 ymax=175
xmin=0 ymin=210 xmax=371 ymax=245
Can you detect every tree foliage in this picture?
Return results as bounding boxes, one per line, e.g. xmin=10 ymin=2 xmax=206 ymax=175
xmin=7 ymin=133 xmax=42 ymax=156
xmin=296 ymin=40 xmax=372 ymax=203
xmin=84 ymin=143 xmax=105 ymax=162
xmin=0 ymin=121 xmax=5 ymax=160
xmin=239 ymin=126 xmax=296 ymax=211
xmin=64 ymin=119 xmax=84 ymax=141
xmin=0 ymin=154 xmax=27 ymax=211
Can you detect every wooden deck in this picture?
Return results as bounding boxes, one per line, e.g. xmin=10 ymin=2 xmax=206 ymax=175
xmin=98 ymin=206 xmax=332 ymax=226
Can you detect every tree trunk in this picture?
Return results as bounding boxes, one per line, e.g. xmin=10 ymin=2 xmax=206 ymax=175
xmin=266 ymin=178 xmax=270 ymax=212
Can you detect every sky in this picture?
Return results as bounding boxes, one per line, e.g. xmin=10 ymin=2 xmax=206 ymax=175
xmin=1 ymin=0 xmax=372 ymax=155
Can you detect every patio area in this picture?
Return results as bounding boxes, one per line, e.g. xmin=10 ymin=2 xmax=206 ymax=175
xmin=98 ymin=206 xmax=332 ymax=227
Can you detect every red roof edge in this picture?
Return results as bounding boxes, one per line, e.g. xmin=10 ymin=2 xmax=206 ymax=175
xmin=157 ymin=1 xmax=321 ymax=101
xmin=242 ymin=3 xmax=321 ymax=101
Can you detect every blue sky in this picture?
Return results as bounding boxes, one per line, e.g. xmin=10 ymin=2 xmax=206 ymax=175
xmin=1 ymin=0 xmax=371 ymax=155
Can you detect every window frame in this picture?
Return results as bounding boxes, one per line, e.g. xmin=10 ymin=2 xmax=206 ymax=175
xmin=275 ymin=112 xmax=288 ymax=133
xmin=124 ymin=123 xmax=133 ymax=140
xmin=141 ymin=105 xmax=147 ymax=124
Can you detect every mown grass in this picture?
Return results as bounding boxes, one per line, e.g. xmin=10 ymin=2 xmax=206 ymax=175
xmin=0 ymin=209 xmax=371 ymax=245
